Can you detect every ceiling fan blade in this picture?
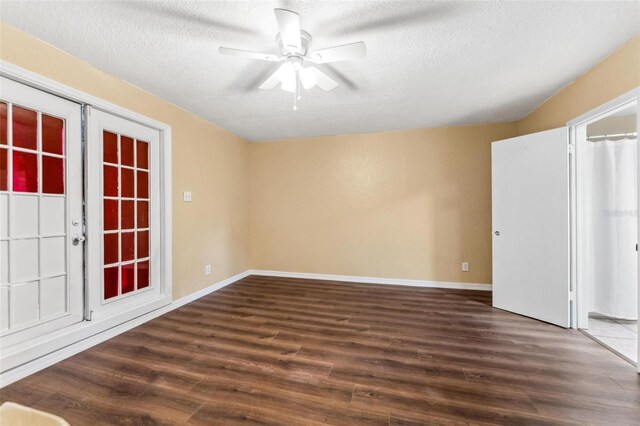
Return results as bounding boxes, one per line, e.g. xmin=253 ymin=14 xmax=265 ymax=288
xmin=219 ymin=47 xmax=281 ymax=62
xmin=309 ymin=67 xmax=338 ymax=91
xmin=259 ymin=69 xmax=281 ymax=90
xmin=308 ymin=42 xmax=366 ymax=64
xmin=274 ymin=8 xmax=301 ymax=52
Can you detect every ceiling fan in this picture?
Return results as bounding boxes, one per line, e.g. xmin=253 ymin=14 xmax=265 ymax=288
xmin=219 ymin=8 xmax=366 ymax=110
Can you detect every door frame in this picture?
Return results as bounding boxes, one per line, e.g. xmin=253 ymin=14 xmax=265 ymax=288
xmin=0 ymin=61 xmax=172 ymax=378
xmin=567 ymin=87 xmax=639 ymax=371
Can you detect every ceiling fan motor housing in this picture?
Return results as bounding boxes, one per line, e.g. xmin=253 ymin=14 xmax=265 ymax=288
xmin=277 ymin=30 xmax=312 ymax=56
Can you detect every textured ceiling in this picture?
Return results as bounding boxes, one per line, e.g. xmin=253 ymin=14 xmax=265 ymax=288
xmin=1 ymin=1 xmax=639 ymax=141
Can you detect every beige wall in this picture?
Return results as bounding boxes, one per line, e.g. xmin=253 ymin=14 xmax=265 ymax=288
xmin=0 ymin=24 xmax=251 ymax=299
xmin=3 ymin=23 xmax=637 ymax=291
xmin=250 ymin=123 xmax=518 ymax=285
xmin=249 ymin=33 xmax=639 ymax=286
xmin=518 ymin=34 xmax=640 ymax=135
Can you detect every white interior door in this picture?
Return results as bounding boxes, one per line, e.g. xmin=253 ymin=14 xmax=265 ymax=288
xmin=0 ymin=77 xmax=84 ymax=348
xmin=86 ymin=108 xmax=163 ymax=321
xmin=492 ymin=127 xmax=571 ymax=327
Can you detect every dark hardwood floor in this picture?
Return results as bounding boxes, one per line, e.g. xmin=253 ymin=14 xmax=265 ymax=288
xmin=2 ymin=275 xmax=639 ymax=425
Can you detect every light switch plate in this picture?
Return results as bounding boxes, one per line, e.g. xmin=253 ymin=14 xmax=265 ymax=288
xmin=183 ymin=191 xmax=192 ymax=202
xmin=205 ymin=264 xmax=211 ymax=275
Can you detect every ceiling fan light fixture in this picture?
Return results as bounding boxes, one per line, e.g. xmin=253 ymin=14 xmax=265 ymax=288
xmin=219 ymin=8 xmax=366 ymax=109
xmin=300 ymin=67 xmax=317 ymax=89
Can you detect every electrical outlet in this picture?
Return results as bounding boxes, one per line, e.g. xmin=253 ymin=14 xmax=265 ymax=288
xmin=183 ymin=191 xmax=192 ymax=202
xmin=462 ymin=262 xmax=469 ymax=272
xmin=205 ymin=264 xmax=211 ymax=275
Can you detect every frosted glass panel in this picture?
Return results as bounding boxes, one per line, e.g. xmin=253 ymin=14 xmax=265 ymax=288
xmin=0 ymin=287 xmax=8 ymax=332
xmin=0 ymin=241 xmax=8 ymax=284
xmin=41 ymin=196 xmax=65 ymax=236
xmin=0 ymin=194 xmax=8 ymax=238
xmin=11 ymin=281 xmax=39 ymax=328
xmin=13 ymin=239 xmax=39 ymax=283
xmin=41 ymin=237 xmax=66 ymax=277
xmin=40 ymin=276 xmax=66 ymax=319
xmin=10 ymin=195 xmax=38 ymax=237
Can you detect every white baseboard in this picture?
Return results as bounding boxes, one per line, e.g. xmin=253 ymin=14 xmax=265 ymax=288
xmin=247 ymin=270 xmax=492 ymax=291
xmin=0 ymin=270 xmax=250 ymax=388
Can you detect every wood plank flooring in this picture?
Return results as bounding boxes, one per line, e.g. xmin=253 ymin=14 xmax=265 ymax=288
xmin=2 ymin=275 xmax=639 ymax=425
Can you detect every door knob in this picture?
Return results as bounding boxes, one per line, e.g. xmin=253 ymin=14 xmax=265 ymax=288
xmin=494 ymin=231 xmax=500 ymax=236
xmin=72 ymin=234 xmax=86 ymax=245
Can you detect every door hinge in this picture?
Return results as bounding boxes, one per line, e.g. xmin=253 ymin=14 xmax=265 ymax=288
xmin=569 ymin=291 xmax=575 ymax=302
xmin=568 ymin=144 xmax=574 ymax=154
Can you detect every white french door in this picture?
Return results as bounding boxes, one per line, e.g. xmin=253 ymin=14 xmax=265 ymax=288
xmin=85 ymin=109 xmax=162 ymax=320
xmin=0 ymin=77 xmax=84 ymax=348
xmin=492 ymin=127 xmax=571 ymax=327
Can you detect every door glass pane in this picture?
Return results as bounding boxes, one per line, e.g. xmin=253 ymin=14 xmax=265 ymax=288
xmin=42 ymin=114 xmax=64 ymax=155
xmin=121 ymin=200 xmax=134 ymax=230
xmin=104 ymin=266 xmax=119 ymax=299
xmin=103 ymin=131 xmax=118 ymax=164
xmin=103 ymin=199 xmax=119 ymax=231
xmin=12 ymin=151 xmax=38 ymax=192
xmin=121 ymin=168 xmax=134 ymax=198
xmin=121 ymin=263 xmax=135 ymax=294
xmin=136 ymin=140 xmax=148 ymax=169
xmin=137 ymin=230 xmax=149 ymax=258
xmin=137 ymin=170 xmax=148 ymax=199
xmin=137 ymin=260 xmax=149 ymax=289
xmin=103 ymin=130 xmax=152 ymax=301
xmin=121 ymin=231 xmax=134 ymax=261
xmin=104 ymin=233 xmax=118 ymax=265
xmin=137 ymin=200 xmax=148 ymax=228
xmin=121 ymin=136 xmax=134 ymax=167
xmin=0 ymin=102 xmax=7 ymax=146
xmin=42 ymin=156 xmax=64 ymax=194
xmin=103 ymin=165 xmax=118 ymax=197
xmin=12 ymin=106 xmax=37 ymax=150
xmin=0 ymin=148 xmax=7 ymax=191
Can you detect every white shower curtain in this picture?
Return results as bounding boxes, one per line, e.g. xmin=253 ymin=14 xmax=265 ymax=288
xmin=586 ymin=137 xmax=638 ymax=320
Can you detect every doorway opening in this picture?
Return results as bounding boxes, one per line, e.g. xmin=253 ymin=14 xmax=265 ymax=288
xmin=573 ymin=93 xmax=638 ymax=366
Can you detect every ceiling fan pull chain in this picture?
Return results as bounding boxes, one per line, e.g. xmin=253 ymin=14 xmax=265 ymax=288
xmin=293 ymin=69 xmax=301 ymax=110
